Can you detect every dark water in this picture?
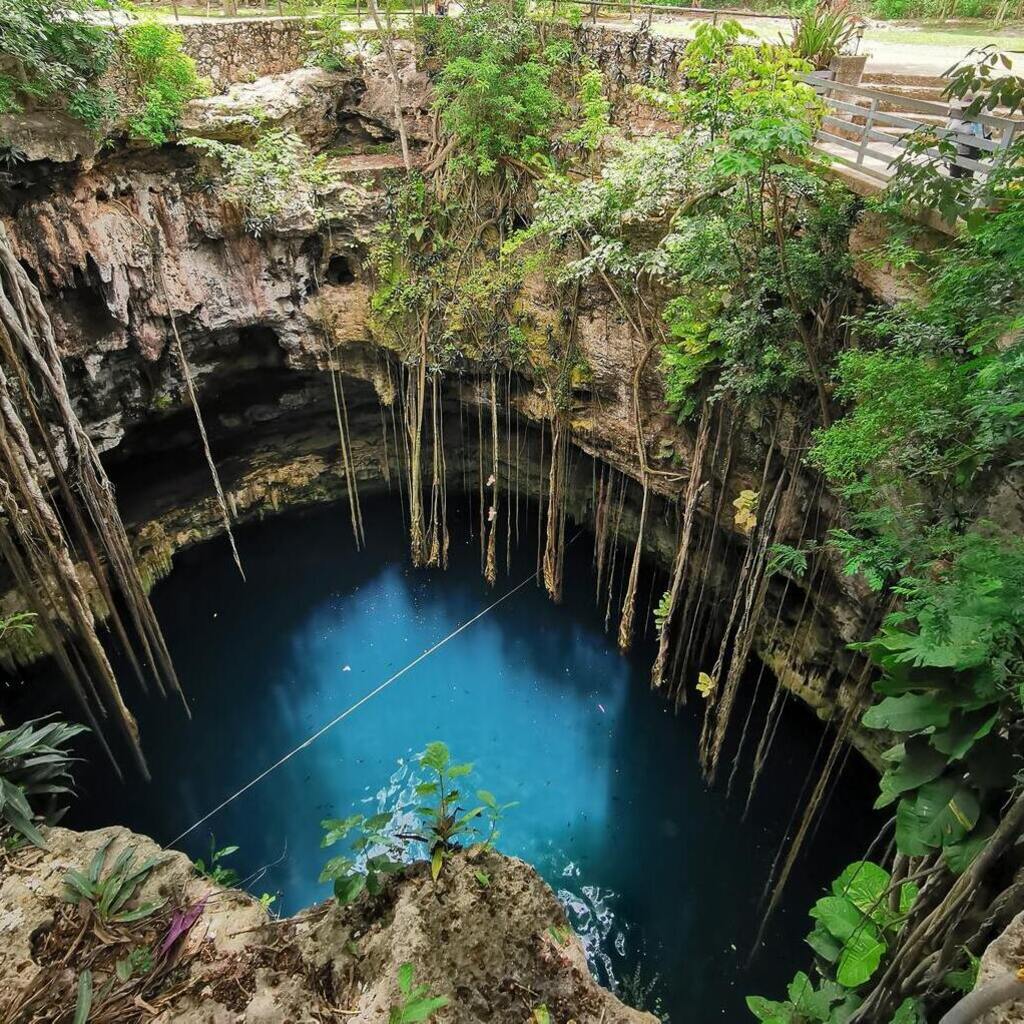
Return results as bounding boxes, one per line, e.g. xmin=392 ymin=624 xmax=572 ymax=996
xmin=54 ymin=495 xmax=875 ymax=1021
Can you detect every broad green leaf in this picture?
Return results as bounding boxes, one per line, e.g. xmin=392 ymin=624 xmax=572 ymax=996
xmin=874 ymin=742 xmax=946 ymax=808
xmin=862 ymin=693 xmax=952 ymax=732
xmin=943 ymin=819 xmax=994 ymax=874
xmin=745 ymin=995 xmax=793 ymax=1022
xmin=333 ymin=873 xmax=366 ymax=904
xmin=430 ymin=847 xmax=443 ymax=882
xmin=806 ymin=922 xmax=842 ymax=963
xmin=809 ymin=896 xmax=863 ymax=942
xmin=930 ymin=708 xmax=999 ymax=760
xmin=400 ymin=995 xmax=449 ymax=1022
xmin=397 ymin=962 xmax=414 ymax=996
xmin=899 ymin=881 xmax=919 ymax=916
xmin=419 ymin=742 xmax=450 ymax=772
xmin=889 ymin=997 xmax=923 ymax=1024
xmin=832 ymin=862 xmax=890 ymax=924
xmin=787 ymin=972 xmax=833 ymax=1019
xmin=836 ymin=926 xmax=886 ymax=988
xmin=895 ymin=779 xmax=980 ymax=856
xmin=447 ymin=763 xmax=473 ymax=778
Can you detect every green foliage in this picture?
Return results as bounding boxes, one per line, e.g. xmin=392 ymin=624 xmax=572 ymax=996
xmin=182 ymin=129 xmax=341 ymax=236
xmin=63 ymin=837 xmax=167 ymax=924
xmin=73 ymin=969 xmax=92 ymax=1024
xmin=0 ymin=0 xmax=116 ymax=117
xmin=194 ymin=835 xmax=240 ymax=886
xmin=783 ymin=1 xmax=860 ymax=71
xmin=421 ymin=0 xmax=566 ymax=176
xmin=563 ymin=67 xmax=614 ymax=157
xmin=854 ymin=531 xmax=1024 ymax=867
xmin=390 ymin=963 xmax=448 ymax=1024
xmin=414 ymin=741 xmax=516 ymax=878
xmin=304 ymin=0 xmax=354 ymax=71
xmin=320 ymin=810 xmax=404 ymax=904
xmin=369 ymin=174 xmax=530 ymax=369
xmin=320 ymin=742 xmax=514 ymax=901
xmin=767 ymin=543 xmax=811 ymax=579
xmin=943 ymin=947 xmax=980 ymax=995
xmin=0 ymin=611 xmax=36 ymax=641
xmin=0 ymin=715 xmax=86 ymax=848
xmin=748 ymin=861 xmax=918 ymax=1019
xmin=121 ymin=21 xmax=204 ymax=144
xmin=115 ymin=944 xmax=154 ymax=981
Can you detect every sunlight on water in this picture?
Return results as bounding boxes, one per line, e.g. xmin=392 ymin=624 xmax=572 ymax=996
xmin=61 ymin=497 xmax=876 ymax=1021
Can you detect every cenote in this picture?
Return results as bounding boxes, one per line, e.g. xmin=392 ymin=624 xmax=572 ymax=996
xmin=46 ymin=494 xmax=876 ymax=1022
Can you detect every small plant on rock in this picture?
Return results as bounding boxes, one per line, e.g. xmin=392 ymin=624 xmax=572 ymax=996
xmin=320 ymin=742 xmax=515 ymax=900
xmin=63 ymin=837 xmax=167 ymax=924
xmin=320 ymin=811 xmax=404 ymax=904
xmin=194 ymin=834 xmax=240 ymax=886
xmin=389 ymin=963 xmax=448 ymax=1024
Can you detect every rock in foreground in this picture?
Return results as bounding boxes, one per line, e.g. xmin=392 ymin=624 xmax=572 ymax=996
xmin=0 ymin=825 xmax=657 ymax=1023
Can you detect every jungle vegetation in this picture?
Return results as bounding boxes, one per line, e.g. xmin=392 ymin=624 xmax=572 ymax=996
xmin=1 ymin=1 xmax=1023 ymax=1021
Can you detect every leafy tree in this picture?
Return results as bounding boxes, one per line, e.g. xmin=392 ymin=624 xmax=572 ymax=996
xmin=0 ymin=0 xmax=116 ymax=118
xmin=421 ymin=0 xmax=567 ymax=176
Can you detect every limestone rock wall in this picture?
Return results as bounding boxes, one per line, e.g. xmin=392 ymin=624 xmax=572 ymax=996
xmin=0 ymin=824 xmax=655 ymax=1023
xmin=178 ymin=16 xmax=308 ymax=92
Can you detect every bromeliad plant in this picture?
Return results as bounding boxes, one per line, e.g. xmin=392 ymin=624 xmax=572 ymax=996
xmin=64 ymin=837 xmax=167 ymax=925
xmin=320 ymin=742 xmax=516 ymax=903
xmin=0 ymin=715 xmax=87 ymax=848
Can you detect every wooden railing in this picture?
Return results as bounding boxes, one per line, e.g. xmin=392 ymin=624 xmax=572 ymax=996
xmin=807 ymin=73 xmax=1023 ymax=182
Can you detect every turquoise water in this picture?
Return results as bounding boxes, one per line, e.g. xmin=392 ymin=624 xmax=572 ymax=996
xmin=62 ymin=495 xmax=875 ymax=1021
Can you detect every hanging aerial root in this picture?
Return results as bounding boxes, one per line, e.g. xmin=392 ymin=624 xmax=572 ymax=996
xmin=484 ymin=369 xmax=500 ymax=586
xmin=542 ymin=417 xmax=568 ymax=602
xmin=703 ymin=451 xmax=798 ymax=784
xmin=617 ymin=475 xmax=649 ymax=653
xmin=697 ymin=421 xmax=783 ymax=777
xmin=651 ymin=403 xmax=713 ymax=685
xmin=0 ymin=225 xmax=170 ymax=774
xmin=325 ymin=340 xmax=365 ymax=549
xmin=148 ymin=233 xmax=244 ymax=582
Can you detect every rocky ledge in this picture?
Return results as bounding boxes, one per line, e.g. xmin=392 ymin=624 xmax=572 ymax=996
xmin=0 ymin=825 xmax=655 ymax=1024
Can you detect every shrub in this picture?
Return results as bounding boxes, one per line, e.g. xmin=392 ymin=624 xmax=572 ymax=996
xmin=121 ymin=22 xmax=205 ymax=145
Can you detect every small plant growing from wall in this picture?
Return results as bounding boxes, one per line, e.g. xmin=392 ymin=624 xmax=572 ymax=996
xmin=182 ymin=130 xmax=343 ymax=236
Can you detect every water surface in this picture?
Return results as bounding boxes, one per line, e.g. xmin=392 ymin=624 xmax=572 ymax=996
xmin=62 ymin=495 xmax=876 ymax=1021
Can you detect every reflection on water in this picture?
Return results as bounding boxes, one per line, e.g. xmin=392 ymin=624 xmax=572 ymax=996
xmin=55 ymin=495 xmax=876 ymax=1022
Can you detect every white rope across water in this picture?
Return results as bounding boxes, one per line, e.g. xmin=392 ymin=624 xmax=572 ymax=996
xmin=167 ymin=565 xmax=545 ymax=848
